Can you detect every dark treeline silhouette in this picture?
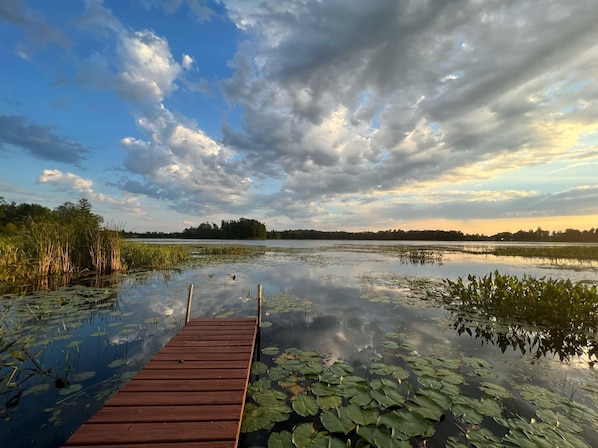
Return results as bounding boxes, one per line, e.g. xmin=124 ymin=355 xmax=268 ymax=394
xmin=2 ymin=198 xmax=596 ymax=242
xmin=267 ymin=229 xmax=474 ymax=240
xmin=128 ymin=218 xmax=268 ymax=240
xmin=267 ymin=227 xmax=598 ymax=242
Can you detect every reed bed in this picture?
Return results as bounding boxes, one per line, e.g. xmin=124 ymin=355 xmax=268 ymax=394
xmin=490 ymin=245 xmax=598 ymax=261
xmin=121 ymin=241 xmax=190 ymax=269
xmin=0 ymin=222 xmax=126 ymax=282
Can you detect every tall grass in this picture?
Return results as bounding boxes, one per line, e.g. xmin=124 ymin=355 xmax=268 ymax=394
xmin=0 ymin=237 xmax=29 ymax=282
xmin=0 ymin=222 xmax=127 ymax=282
xmin=121 ymin=242 xmax=190 ymax=270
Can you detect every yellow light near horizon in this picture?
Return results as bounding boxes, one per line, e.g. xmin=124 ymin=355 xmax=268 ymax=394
xmin=399 ymin=215 xmax=598 ymax=235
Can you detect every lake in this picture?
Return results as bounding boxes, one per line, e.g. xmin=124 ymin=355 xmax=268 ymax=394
xmin=1 ymin=240 xmax=598 ymax=447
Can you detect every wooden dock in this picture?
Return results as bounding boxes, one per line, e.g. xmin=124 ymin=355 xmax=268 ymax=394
xmin=62 ymin=317 xmax=258 ymax=448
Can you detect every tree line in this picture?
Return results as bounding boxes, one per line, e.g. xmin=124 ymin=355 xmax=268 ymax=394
xmin=125 ymin=218 xmax=268 ymax=240
xmin=267 ymin=227 xmax=598 ymax=242
xmin=180 ymin=218 xmax=267 ymax=240
xmin=2 ymin=198 xmax=597 ymax=242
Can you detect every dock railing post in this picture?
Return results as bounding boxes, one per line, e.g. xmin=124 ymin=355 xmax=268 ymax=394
xmin=257 ymin=284 xmax=263 ymax=332
xmin=185 ymin=284 xmax=194 ymax=324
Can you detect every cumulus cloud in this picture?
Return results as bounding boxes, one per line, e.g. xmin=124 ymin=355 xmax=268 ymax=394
xmin=37 ymin=169 xmax=94 ymax=193
xmin=118 ymin=104 xmax=253 ymax=215
xmin=218 ymin=0 xmax=598 ymax=222
xmin=37 ymin=169 xmax=146 ymax=217
xmin=0 ymin=114 xmax=89 ymax=165
xmin=77 ymin=1 xmax=182 ymax=102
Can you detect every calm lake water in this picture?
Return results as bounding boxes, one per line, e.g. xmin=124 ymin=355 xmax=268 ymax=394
xmin=1 ymin=240 xmax=598 ymax=447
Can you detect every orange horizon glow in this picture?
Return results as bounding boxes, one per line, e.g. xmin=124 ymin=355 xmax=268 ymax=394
xmin=386 ymin=215 xmax=598 ymax=236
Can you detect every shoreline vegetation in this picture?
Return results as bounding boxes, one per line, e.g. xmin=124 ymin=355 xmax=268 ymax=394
xmin=1 ymin=197 xmax=597 ymax=283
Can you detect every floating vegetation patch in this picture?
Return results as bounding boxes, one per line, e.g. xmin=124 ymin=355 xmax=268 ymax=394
xmin=331 ymin=245 xmax=445 ymax=265
xmin=189 ymin=245 xmax=266 ymax=266
xmin=360 ymin=274 xmax=445 ymax=309
xmin=242 ymin=338 xmax=598 ymax=447
xmin=265 ymin=292 xmax=313 ymax=315
xmin=443 ymin=271 xmax=598 ymax=364
xmin=489 ymin=245 xmax=598 ymax=262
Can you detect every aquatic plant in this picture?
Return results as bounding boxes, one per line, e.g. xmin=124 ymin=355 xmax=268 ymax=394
xmin=242 ymin=342 xmax=598 ymax=447
xmin=120 ymin=242 xmax=190 ymax=270
xmin=443 ymin=271 xmax=598 ymax=364
xmin=489 ymin=245 xmax=598 ymax=261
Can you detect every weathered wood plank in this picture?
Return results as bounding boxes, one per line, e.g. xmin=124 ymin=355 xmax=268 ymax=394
xmin=132 ymin=368 xmax=249 ymax=380
xmin=64 ymin=421 xmax=239 ymax=445
xmin=62 ymin=317 xmax=257 ymax=448
xmin=88 ymin=405 xmax=242 ymax=423
xmin=66 ymin=443 xmax=234 ymax=448
xmin=154 ymin=349 xmax=252 ymax=359
xmin=143 ymin=359 xmax=249 ymax=370
xmin=120 ymin=378 xmax=245 ymax=392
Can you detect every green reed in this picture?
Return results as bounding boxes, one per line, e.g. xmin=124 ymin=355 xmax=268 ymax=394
xmin=490 ymin=245 xmax=598 ymax=261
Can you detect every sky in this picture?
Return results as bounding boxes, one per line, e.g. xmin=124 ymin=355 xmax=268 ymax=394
xmin=1 ymin=0 xmax=597 ymax=235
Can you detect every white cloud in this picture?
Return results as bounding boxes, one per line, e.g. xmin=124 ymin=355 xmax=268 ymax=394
xmin=118 ymin=104 xmax=253 ymax=214
xmin=77 ymin=2 xmax=182 ymax=102
xmin=37 ymin=169 xmax=94 ymax=193
xmin=181 ymin=53 xmax=194 ymax=70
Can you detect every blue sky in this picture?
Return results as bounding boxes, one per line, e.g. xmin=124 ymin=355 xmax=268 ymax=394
xmin=1 ymin=0 xmax=597 ymax=234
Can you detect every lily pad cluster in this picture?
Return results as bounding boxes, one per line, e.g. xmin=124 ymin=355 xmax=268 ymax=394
xmin=265 ymin=292 xmax=313 ymax=315
xmin=242 ymin=339 xmax=597 ymax=447
xmin=360 ymin=275 xmax=444 ymax=309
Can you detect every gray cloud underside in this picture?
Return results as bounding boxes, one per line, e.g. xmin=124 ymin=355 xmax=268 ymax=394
xmin=220 ymin=0 xmax=598 ymax=213
xmin=0 ymin=114 xmax=89 ymax=165
xmin=0 ymin=0 xmax=70 ymax=51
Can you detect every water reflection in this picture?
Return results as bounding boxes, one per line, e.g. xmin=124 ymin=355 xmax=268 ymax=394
xmin=451 ymin=315 xmax=598 ymax=367
xmin=2 ymin=241 xmax=598 ymax=448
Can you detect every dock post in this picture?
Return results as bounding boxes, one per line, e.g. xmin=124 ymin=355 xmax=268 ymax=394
xmin=185 ymin=283 xmax=194 ymax=324
xmin=257 ymin=284 xmax=263 ymax=332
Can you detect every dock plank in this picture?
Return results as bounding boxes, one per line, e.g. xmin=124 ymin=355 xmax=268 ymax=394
xmin=62 ymin=317 xmax=257 ymax=448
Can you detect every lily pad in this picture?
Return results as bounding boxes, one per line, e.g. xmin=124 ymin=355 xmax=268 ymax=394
xmin=378 ymin=410 xmax=435 ymax=439
xmin=252 ymin=389 xmax=288 ymax=406
xmin=251 ymin=361 xmax=269 ymax=375
xmin=73 ymin=371 xmax=96 ymax=382
xmin=346 ymin=403 xmax=379 ymax=426
xmin=107 ymin=359 xmax=127 ymax=368
xmin=262 ymin=346 xmax=280 ymax=355
xmin=479 ymin=381 xmax=512 ymax=399
xmin=23 ymin=383 xmax=50 ymax=397
xmin=317 ymin=395 xmax=342 ymax=411
xmin=58 ymin=384 xmax=83 ymax=396
xmin=320 ymin=408 xmax=355 ymax=435
xmin=292 ymin=394 xmax=319 ymax=417
xmin=292 ymin=423 xmax=321 ymax=448
xmin=268 ymin=431 xmax=293 ymax=448
xmin=407 ymin=393 xmax=446 ymax=421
